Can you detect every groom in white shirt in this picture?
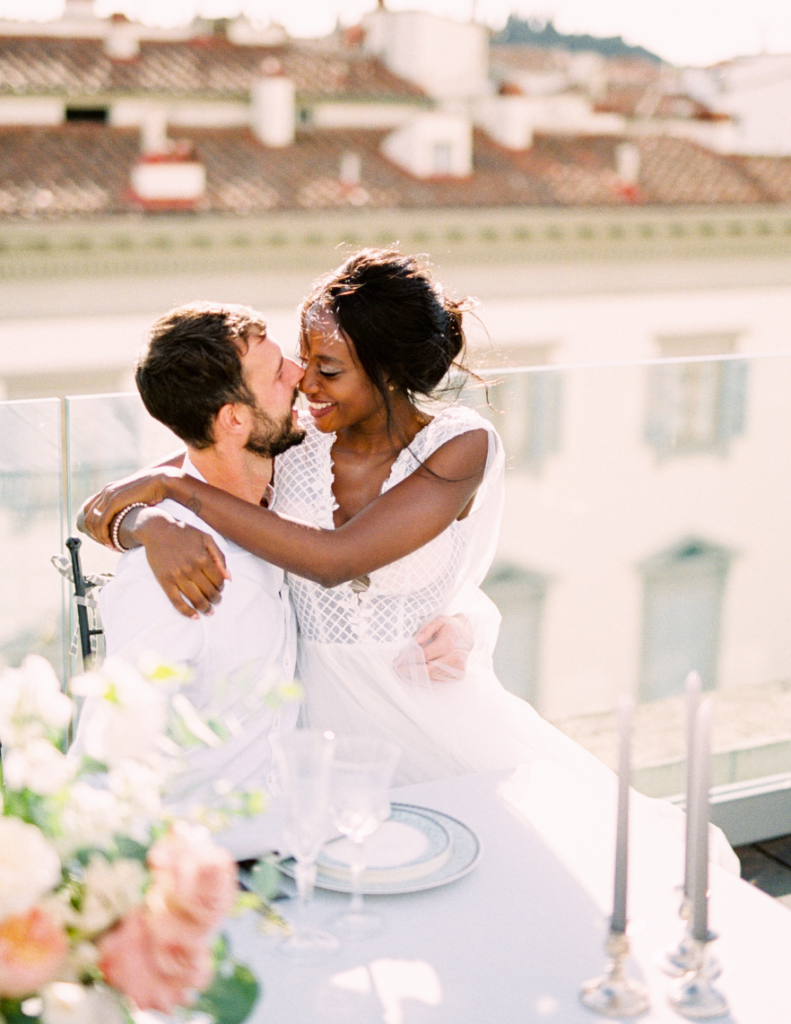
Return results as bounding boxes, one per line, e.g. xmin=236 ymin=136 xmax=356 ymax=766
xmin=93 ymin=302 xmax=306 ymax=813
xmin=91 ymin=301 xmax=467 ymax=819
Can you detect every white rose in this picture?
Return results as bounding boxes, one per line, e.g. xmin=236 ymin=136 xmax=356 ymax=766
xmin=72 ymin=659 xmax=166 ymax=767
xmin=0 ymin=657 xmax=73 ymax=748
xmin=17 ymin=656 xmax=73 ymax=729
xmin=42 ymin=983 xmax=126 ymax=1024
xmin=0 ymin=818 xmax=61 ymax=919
xmin=3 ymin=739 xmax=75 ymax=795
xmin=58 ymin=782 xmax=123 ymax=855
xmin=77 ymin=856 xmax=146 ymax=936
xmin=108 ymin=760 xmax=163 ymax=821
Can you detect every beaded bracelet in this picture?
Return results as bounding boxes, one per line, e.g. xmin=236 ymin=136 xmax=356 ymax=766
xmin=111 ymin=502 xmax=147 ymax=554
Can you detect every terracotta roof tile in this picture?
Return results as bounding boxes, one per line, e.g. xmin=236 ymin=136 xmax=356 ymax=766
xmin=738 ymin=156 xmax=791 ymax=203
xmin=0 ymin=35 xmax=424 ymax=101
xmin=636 ymin=137 xmax=767 ymax=204
xmin=0 ymin=124 xmax=133 ymax=216
xmin=0 ymin=123 xmax=787 ymax=219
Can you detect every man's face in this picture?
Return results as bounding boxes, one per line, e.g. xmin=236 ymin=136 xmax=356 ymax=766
xmin=237 ymin=327 xmax=305 ymax=458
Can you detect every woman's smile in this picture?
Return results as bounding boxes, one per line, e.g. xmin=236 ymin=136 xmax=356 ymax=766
xmin=307 ymin=399 xmax=336 ymax=420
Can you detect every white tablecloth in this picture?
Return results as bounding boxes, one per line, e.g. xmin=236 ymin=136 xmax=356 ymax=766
xmin=224 ymin=760 xmax=791 ymax=1023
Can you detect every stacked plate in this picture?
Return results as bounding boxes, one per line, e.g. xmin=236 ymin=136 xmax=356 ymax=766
xmin=281 ymin=803 xmax=481 ymax=895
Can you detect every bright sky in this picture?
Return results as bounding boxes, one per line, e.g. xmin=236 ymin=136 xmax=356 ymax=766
xmin=1 ymin=0 xmax=790 ymax=67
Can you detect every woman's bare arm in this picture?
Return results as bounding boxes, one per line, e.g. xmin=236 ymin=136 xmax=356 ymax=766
xmin=80 ymin=430 xmax=488 ymax=595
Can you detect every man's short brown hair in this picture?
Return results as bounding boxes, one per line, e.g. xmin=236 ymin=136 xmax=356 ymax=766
xmin=136 ymin=302 xmax=267 ymax=448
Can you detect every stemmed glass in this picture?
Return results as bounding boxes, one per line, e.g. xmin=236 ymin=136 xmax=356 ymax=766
xmin=274 ymin=729 xmax=339 ymax=958
xmin=329 ymin=735 xmax=401 ymax=938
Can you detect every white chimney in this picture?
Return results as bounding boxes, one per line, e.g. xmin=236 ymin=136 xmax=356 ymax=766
xmin=251 ymin=61 xmax=295 ymax=148
xmin=131 ymin=159 xmax=206 ymax=203
xmin=616 ymin=142 xmax=640 ymax=185
xmin=339 ymin=151 xmax=362 ymax=185
xmin=361 ymin=10 xmax=488 ymax=100
xmin=382 ymin=112 xmax=472 ymax=178
xmin=140 ymin=107 xmax=169 ymax=155
xmin=473 ymin=95 xmax=534 ymax=151
xmin=104 ymin=14 xmax=140 ymax=60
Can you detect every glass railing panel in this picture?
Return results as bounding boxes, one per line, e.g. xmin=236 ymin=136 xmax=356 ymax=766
xmin=62 ymin=355 xmax=791 ymax=801
xmin=467 ymin=354 xmax=791 ymax=798
xmin=64 ymin=392 xmax=180 ymax=675
xmin=0 ymin=398 xmax=65 ymax=679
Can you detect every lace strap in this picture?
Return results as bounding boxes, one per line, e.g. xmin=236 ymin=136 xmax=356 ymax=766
xmin=384 ymin=405 xmax=500 ymax=492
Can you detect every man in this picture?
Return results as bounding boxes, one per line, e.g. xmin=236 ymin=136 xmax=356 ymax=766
xmin=85 ymin=302 xmax=466 ymax=821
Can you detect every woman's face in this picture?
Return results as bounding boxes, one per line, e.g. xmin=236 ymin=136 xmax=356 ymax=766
xmin=299 ymin=305 xmax=385 ymax=434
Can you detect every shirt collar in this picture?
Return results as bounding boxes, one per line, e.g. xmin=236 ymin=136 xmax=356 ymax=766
xmin=182 ymin=451 xmax=275 ymax=508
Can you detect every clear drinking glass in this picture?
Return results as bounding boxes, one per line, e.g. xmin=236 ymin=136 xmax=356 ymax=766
xmin=274 ymin=729 xmax=338 ymax=958
xmin=329 ymin=735 xmax=401 ymax=938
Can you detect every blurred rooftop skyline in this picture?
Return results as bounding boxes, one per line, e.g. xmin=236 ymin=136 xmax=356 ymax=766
xmin=0 ymin=0 xmax=790 ymax=68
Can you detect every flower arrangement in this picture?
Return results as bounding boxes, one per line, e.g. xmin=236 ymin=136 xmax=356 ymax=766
xmin=0 ymin=655 xmax=265 ymax=1024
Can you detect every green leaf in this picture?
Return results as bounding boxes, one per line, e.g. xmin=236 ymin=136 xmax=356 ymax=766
xmin=194 ymin=961 xmax=259 ymax=1024
xmin=79 ymin=755 xmax=109 ymax=775
xmin=0 ymin=998 xmax=40 ymax=1024
xmin=249 ymin=859 xmax=282 ymax=902
xmin=113 ymin=836 xmax=150 ymax=863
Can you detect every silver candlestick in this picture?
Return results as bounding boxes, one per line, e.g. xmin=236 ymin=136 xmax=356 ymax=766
xmin=668 ymin=933 xmax=729 ymax=1020
xmin=661 ymin=904 xmax=720 ymax=979
xmin=580 ymin=929 xmax=650 ymax=1018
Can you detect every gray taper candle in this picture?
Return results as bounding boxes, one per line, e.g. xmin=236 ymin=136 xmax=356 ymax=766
xmin=684 ymin=671 xmax=702 ymax=902
xmin=691 ymin=697 xmax=713 ymax=943
xmin=611 ymin=695 xmax=633 ymax=935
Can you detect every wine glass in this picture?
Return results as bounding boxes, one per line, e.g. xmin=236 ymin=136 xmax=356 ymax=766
xmin=273 ymin=729 xmax=339 ymax=958
xmin=329 ymin=735 xmax=401 ymax=938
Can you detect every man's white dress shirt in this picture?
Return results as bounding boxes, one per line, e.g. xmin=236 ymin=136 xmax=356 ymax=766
xmin=95 ymin=455 xmax=298 ymax=813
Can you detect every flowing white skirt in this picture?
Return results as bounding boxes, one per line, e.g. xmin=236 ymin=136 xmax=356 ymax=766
xmin=297 ymin=637 xmax=739 ymax=873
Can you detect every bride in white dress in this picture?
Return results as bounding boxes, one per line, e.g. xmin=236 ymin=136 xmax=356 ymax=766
xmin=273 ymin=397 xmax=601 ymax=787
xmin=79 ymin=250 xmax=737 ymax=870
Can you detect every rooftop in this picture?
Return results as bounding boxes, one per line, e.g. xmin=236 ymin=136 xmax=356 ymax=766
xmin=2 ymin=122 xmax=791 ymax=221
xmin=0 ymin=35 xmax=425 ymax=102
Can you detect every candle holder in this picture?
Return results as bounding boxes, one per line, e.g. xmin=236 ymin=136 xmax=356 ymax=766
xmin=580 ymin=929 xmax=650 ymax=1018
xmin=667 ymin=934 xmax=729 ymax=1020
xmin=661 ymin=918 xmax=720 ymax=979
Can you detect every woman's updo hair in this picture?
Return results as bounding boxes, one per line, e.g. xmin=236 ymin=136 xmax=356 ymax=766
xmin=300 ymin=248 xmax=472 ymax=406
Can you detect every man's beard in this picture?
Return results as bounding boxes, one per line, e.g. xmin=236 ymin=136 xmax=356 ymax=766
xmin=244 ymin=400 xmax=305 ymax=459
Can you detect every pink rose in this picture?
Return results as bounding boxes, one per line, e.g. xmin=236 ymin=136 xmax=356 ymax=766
xmin=147 ymin=909 xmax=213 ymax=990
xmin=0 ymin=907 xmax=67 ymax=998
xmin=147 ymin=823 xmax=237 ymax=932
xmin=97 ymin=908 xmax=211 ymax=1015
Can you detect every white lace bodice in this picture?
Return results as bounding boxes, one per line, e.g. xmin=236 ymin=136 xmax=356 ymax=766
xmin=272 ymin=405 xmax=504 ymax=645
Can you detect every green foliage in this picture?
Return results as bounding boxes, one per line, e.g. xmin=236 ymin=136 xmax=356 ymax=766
xmin=113 ymin=836 xmax=150 ymax=864
xmin=194 ymin=937 xmax=259 ymax=1024
xmin=0 ymin=998 xmax=41 ymax=1024
xmin=249 ymin=859 xmax=282 ymax=902
xmin=1 ymin=788 xmax=58 ymax=835
xmin=79 ymin=755 xmax=109 ymax=775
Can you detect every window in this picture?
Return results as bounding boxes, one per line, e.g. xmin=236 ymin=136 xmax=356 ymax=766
xmin=645 ymin=333 xmax=747 ymax=457
xmin=639 ymin=537 xmax=732 ymax=702
xmin=477 ymin=346 xmax=562 ymax=473
xmin=482 ymin=562 xmax=549 ymax=706
xmin=65 ymin=108 xmax=109 ymax=124
xmin=433 ymin=141 xmax=452 ymax=175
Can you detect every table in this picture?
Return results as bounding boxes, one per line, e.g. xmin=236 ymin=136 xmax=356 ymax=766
xmin=225 ymin=760 xmax=791 ymax=1023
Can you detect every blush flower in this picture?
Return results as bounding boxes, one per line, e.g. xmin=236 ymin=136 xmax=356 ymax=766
xmin=147 ymin=822 xmax=237 ymax=931
xmin=0 ymin=907 xmax=68 ymax=998
xmin=97 ymin=908 xmax=210 ymax=1015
